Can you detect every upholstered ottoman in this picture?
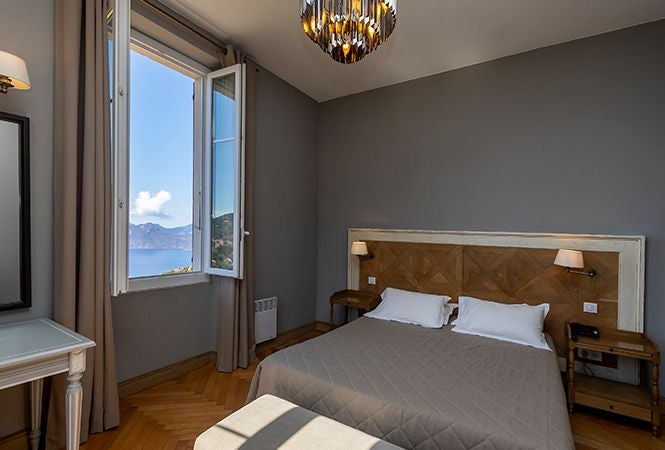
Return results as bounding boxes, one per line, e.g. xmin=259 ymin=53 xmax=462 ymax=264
xmin=194 ymin=394 xmax=401 ymax=450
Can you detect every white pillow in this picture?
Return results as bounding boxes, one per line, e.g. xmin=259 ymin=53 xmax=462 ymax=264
xmin=453 ymin=296 xmax=551 ymax=351
xmin=365 ymin=287 xmax=451 ymax=328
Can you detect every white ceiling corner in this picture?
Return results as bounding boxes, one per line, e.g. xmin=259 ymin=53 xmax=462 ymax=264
xmin=161 ymin=0 xmax=665 ymax=102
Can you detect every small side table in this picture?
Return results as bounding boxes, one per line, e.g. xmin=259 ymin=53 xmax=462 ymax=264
xmin=329 ymin=289 xmax=381 ymax=330
xmin=0 ymin=318 xmax=95 ymax=450
xmin=566 ymin=323 xmax=660 ymax=436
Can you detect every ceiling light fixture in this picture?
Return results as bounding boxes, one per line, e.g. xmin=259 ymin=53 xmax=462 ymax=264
xmin=300 ymin=0 xmax=397 ymax=64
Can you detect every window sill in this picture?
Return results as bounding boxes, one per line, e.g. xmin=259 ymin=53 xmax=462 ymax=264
xmin=127 ymin=272 xmax=210 ymax=293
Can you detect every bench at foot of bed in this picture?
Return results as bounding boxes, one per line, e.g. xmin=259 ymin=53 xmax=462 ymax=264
xmin=195 ymin=394 xmax=401 ymax=450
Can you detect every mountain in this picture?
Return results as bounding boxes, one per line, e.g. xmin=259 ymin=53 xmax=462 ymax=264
xmin=211 ymin=213 xmax=234 ymax=270
xmin=129 ymin=223 xmax=193 ymax=250
xmin=129 ymin=214 xmax=234 ymax=264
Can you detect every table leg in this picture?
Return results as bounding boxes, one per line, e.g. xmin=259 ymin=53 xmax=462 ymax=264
xmin=29 ymin=378 xmax=43 ymax=450
xmin=66 ymin=350 xmax=86 ymax=450
xmin=567 ymin=346 xmax=575 ymax=413
xmin=329 ymin=303 xmax=334 ymax=331
xmin=652 ymin=361 xmax=660 ymax=437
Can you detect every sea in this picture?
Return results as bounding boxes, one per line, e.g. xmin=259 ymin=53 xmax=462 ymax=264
xmin=129 ymin=248 xmax=193 ymax=278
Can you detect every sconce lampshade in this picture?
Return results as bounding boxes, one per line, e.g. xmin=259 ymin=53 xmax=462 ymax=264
xmin=0 ymin=51 xmax=31 ymax=92
xmin=351 ymin=241 xmax=369 ymax=256
xmin=554 ymin=249 xmax=584 ymax=269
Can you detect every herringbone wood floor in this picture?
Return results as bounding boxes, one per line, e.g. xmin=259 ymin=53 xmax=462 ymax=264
xmin=80 ymin=330 xmax=665 ymax=450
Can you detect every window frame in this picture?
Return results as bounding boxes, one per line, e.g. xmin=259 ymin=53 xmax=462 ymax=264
xmin=111 ymin=0 xmax=246 ymax=295
xmin=111 ymin=2 xmax=211 ymax=294
xmin=203 ymin=64 xmax=246 ymax=279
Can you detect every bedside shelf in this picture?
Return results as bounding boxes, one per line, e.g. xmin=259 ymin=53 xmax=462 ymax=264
xmin=566 ymin=323 xmax=660 ymax=436
xmin=329 ymin=289 xmax=381 ymax=330
xmin=574 ymin=374 xmax=652 ymax=421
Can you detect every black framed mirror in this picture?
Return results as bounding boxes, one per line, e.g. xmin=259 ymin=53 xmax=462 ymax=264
xmin=0 ymin=111 xmax=31 ymax=311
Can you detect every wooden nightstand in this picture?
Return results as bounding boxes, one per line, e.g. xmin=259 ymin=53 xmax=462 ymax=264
xmin=329 ymin=289 xmax=381 ymax=330
xmin=566 ymin=323 xmax=660 ymax=436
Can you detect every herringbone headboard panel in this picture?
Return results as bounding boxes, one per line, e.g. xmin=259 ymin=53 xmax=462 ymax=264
xmin=357 ymin=240 xmax=618 ymax=355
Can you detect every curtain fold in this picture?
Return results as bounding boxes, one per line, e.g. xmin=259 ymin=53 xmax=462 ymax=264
xmin=48 ymin=0 xmax=120 ymax=447
xmin=215 ymin=53 xmax=257 ymax=373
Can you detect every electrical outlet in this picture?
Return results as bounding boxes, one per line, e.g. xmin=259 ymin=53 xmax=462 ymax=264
xmin=578 ymin=348 xmax=603 ymax=362
xmin=368 ymin=276 xmax=376 ymax=285
xmin=583 ymin=302 xmax=598 ymax=314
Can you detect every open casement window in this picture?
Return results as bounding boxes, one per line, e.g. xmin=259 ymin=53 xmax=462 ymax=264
xmin=203 ymin=64 xmax=246 ymax=278
xmin=110 ymin=0 xmax=245 ymax=295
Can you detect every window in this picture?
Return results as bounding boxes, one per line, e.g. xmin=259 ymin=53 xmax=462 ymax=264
xmin=204 ymin=65 xmax=245 ymax=278
xmin=110 ymin=0 xmax=245 ymax=294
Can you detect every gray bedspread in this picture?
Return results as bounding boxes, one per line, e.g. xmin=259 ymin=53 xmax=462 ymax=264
xmin=247 ymin=317 xmax=574 ymax=450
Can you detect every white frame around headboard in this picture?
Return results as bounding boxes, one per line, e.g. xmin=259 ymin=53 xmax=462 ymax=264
xmin=348 ymin=228 xmax=645 ymax=333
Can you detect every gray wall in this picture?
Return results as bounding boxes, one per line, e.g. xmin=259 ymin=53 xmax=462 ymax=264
xmin=254 ymin=67 xmax=318 ymax=333
xmin=317 ymin=20 xmax=665 ymax=382
xmin=112 ymin=282 xmax=215 ymax=382
xmin=0 ymin=0 xmax=54 ymax=438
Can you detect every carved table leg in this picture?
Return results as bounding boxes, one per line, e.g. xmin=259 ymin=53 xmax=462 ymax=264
xmin=66 ymin=350 xmax=86 ymax=450
xmin=29 ymin=378 xmax=43 ymax=450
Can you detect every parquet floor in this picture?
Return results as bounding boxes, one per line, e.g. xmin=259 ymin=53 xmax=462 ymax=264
xmin=81 ymin=332 xmax=322 ymax=450
xmin=80 ymin=330 xmax=665 ymax=450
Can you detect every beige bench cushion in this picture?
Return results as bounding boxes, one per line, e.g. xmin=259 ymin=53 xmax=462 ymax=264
xmin=195 ymin=394 xmax=402 ymax=450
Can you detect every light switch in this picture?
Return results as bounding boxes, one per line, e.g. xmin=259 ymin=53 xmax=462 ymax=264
xmin=583 ymin=302 xmax=598 ymax=314
xmin=368 ymin=276 xmax=376 ymax=285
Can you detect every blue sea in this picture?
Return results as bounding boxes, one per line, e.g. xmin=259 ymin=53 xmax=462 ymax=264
xmin=129 ymin=249 xmax=193 ymax=278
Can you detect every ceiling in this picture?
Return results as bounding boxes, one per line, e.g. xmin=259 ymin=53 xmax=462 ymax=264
xmin=162 ymin=0 xmax=665 ymax=102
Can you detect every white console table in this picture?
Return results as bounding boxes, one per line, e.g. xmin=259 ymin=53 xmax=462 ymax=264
xmin=0 ymin=318 xmax=95 ymax=450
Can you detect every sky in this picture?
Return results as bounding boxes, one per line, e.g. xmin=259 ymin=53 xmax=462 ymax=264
xmin=129 ymin=50 xmax=194 ymax=228
xmin=128 ymin=48 xmax=237 ymax=229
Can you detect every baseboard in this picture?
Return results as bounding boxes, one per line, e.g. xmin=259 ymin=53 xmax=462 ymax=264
xmin=118 ymin=321 xmax=326 ymax=399
xmin=117 ymin=351 xmax=216 ymax=399
xmin=0 ymin=431 xmax=28 ymax=450
xmin=315 ymin=321 xmax=331 ymax=332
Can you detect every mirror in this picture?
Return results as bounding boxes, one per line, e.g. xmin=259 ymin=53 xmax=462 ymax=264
xmin=0 ymin=111 xmax=30 ymax=311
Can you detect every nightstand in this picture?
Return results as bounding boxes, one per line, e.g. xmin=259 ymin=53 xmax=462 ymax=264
xmin=566 ymin=323 xmax=660 ymax=436
xmin=329 ymin=289 xmax=381 ymax=330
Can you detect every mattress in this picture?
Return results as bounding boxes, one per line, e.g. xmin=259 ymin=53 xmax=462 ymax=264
xmin=247 ymin=317 xmax=574 ymax=450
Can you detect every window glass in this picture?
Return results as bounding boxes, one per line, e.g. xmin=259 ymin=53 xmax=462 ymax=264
xmin=209 ymin=73 xmax=238 ymax=272
xmin=128 ymin=48 xmax=195 ymax=278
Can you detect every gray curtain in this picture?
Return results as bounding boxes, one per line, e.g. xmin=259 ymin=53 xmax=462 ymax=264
xmin=47 ymin=0 xmax=120 ymax=447
xmin=215 ymin=49 xmax=257 ymax=372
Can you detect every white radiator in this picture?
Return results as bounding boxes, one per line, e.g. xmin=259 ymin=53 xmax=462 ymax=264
xmin=254 ymin=297 xmax=278 ymax=344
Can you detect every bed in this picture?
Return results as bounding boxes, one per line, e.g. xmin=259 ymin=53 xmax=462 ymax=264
xmin=247 ymin=317 xmax=574 ymax=450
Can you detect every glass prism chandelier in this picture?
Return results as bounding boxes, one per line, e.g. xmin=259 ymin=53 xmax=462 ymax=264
xmin=300 ymin=0 xmax=397 ymax=64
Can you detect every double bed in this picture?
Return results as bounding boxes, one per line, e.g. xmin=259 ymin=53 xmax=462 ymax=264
xmin=248 ymin=316 xmax=574 ymax=449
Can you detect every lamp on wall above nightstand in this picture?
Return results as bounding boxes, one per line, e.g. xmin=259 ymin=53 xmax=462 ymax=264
xmin=0 ymin=50 xmax=31 ymax=94
xmin=554 ymin=249 xmax=595 ymax=277
xmin=351 ymin=241 xmax=371 ymax=259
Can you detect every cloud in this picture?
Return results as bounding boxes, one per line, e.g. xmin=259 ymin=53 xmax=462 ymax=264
xmin=132 ymin=190 xmax=172 ymax=217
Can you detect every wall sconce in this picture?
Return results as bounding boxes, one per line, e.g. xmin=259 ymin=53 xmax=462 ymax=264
xmin=554 ymin=249 xmax=595 ymax=277
xmin=0 ymin=50 xmax=31 ymax=94
xmin=351 ymin=241 xmax=371 ymax=259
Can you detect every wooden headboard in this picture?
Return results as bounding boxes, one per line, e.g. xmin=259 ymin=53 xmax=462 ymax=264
xmin=347 ymin=229 xmax=645 ymax=361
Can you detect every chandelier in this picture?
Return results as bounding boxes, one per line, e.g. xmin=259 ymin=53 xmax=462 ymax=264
xmin=300 ymin=0 xmax=397 ymax=64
